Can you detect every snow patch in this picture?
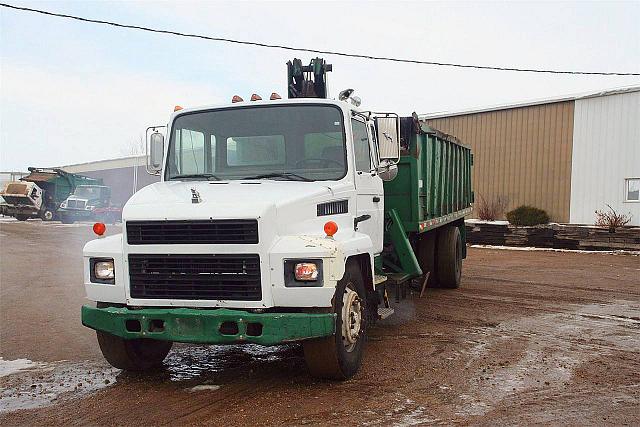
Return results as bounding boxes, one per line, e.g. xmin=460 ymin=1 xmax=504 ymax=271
xmin=0 ymin=358 xmax=44 ymax=377
xmin=470 ymin=244 xmax=640 ymax=256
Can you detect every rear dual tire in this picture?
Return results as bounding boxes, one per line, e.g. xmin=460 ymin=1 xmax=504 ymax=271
xmin=417 ymin=225 xmax=463 ymax=289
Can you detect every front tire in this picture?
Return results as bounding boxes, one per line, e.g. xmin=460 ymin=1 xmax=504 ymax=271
xmin=303 ymin=261 xmax=367 ymax=380
xmin=41 ymin=209 xmax=54 ymax=221
xmin=15 ymin=215 xmax=29 ymax=221
xmin=437 ymin=225 xmax=463 ymax=289
xmin=96 ymin=331 xmax=172 ymax=371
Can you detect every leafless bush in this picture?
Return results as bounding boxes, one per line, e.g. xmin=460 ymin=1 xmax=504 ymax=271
xmin=476 ymin=194 xmax=509 ymax=221
xmin=595 ymin=204 xmax=632 ymax=230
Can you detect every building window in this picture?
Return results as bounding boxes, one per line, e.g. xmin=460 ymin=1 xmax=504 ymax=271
xmin=626 ymin=178 xmax=640 ymax=202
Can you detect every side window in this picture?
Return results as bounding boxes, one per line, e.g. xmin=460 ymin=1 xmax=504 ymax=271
xmin=351 ymin=119 xmax=371 ymax=172
xmin=626 ymin=178 xmax=640 ymax=202
xmin=226 ymin=135 xmax=285 ymax=166
xmin=369 ymin=123 xmax=379 ymax=168
xmin=304 ymin=132 xmax=344 ymax=165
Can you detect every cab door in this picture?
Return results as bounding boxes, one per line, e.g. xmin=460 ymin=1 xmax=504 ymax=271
xmin=351 ymin=117 xmax=384 ymax=254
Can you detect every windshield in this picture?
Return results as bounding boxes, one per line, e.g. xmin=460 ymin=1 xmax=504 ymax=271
xmin=74 ymin=186 xmax=106 ymax=199
xmin=165 ymin=105 xmax=347 ymax=181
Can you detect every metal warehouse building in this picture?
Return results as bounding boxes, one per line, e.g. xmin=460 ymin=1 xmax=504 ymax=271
xmin=423 ymin=86 xmax=640 ymax=225
xmin=61 ymin=155 xmax=158 ymax=207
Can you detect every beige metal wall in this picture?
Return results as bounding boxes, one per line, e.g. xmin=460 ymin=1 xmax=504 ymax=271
xmin=425 ymin=101 xmax=574 ymax=222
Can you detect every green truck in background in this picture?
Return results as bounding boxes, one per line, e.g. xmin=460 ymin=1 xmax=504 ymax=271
xmin=0 ymin=167 xmax=101 ymax=221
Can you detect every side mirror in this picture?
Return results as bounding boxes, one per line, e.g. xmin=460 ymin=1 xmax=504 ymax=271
xmin=375 ymin=115 xmax=400 ymax=163
xmin=377 ymin=160 xmax=398 ymax=182
xmin=147 ymin=132 xmax=164 ymax=175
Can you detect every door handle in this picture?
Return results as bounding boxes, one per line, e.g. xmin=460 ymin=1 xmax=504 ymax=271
xmin=354 ymin=214 xmax=372 ymax=231
xmin=373 ymin=196 xmax=381 ymax=203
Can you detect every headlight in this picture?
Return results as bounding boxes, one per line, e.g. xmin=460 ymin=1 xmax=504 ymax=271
xmin=284 ymin=259 xmax=323 ymax=287
xmin=90 ymin=258 xmax=115 ymax=284
xmin=295 ymin=263 xmax=319 ymax=281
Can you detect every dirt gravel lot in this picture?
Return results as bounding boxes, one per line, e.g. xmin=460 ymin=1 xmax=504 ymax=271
xmin=1 ymin=220 xmax=639 ymax=426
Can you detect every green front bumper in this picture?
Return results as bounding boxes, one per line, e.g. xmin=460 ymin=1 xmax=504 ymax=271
xmin=81 ymin=305 xmax=335 ymax=346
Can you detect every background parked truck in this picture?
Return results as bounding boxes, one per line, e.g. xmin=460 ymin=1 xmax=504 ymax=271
xmin=81 ymin=58 xmax=473 ymax=380
xmin=59 ymin=185 xmax=122 ymax=224
xmin=0 ymin=167 xmax=102 ymax=221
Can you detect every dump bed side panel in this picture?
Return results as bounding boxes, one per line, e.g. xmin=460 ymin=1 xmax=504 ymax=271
xmin=383 ymin=118 xmax=473 ymax=233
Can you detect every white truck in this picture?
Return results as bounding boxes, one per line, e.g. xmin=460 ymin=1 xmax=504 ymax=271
xmin=81 ymin=59 xmax=473 ymax=379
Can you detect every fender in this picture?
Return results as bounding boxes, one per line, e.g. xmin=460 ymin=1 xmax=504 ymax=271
xmin=83 ymin=234 xmax=126 ymax=303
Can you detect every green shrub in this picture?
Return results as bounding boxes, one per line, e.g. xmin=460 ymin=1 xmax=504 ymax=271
xmin=506 ymin=205 xmax=550 ymax=226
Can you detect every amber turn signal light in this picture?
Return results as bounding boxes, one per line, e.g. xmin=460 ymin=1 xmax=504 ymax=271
xmin=93 ymin=222 xmax=106 ymax=236
xmin=324 ymin=221 xmax=338 ymax=237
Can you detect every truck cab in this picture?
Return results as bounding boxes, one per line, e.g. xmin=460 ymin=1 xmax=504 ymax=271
xmin=81 ymin=59 xmax=472 ymax=379
xmin=59 ymin=185 xmax=113 ymax=224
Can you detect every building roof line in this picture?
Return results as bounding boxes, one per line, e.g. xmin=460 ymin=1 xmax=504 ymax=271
xmin=420 ymin=85 xmax=640 ymax=119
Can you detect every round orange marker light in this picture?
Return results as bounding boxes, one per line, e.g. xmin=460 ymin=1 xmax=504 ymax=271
xmin=174 ymin=105 xmax=183 ymax=112
xmin=93 ymin=222 xmax=106 ymax=236
xmin=324 ymin=221 xmax=338 ymax=237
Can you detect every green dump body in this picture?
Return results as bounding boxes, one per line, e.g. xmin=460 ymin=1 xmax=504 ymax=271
xmin=380 ymin=119 xmax=473 ymax=279
xmin=21 ymin=168 xmax=102 ymax=210
xmin=383 ymin=121 xmax=473 ymax=234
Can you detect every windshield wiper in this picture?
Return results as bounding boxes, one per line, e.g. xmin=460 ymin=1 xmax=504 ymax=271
xmin=169 ymin=173 xmax=221 ymax=181
xmin=241 ymin=172 xmax=312 ymax=182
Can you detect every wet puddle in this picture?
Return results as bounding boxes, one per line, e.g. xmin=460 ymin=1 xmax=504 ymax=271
xmin=0 ymin=344 xmax=297 ymax=413
xmin=456 ymin=300 xmax=640 ymax=417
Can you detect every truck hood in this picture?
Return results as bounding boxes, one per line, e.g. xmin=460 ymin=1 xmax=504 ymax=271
xmin=123 ymin=180 xmax=341 ymax=221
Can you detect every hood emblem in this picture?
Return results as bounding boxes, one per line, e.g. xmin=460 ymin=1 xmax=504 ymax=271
xmin=191 ymin=188 xmax=202 ymax=204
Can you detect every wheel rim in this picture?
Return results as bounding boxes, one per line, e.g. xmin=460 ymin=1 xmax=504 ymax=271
xmin=341 ymin=284 xmax=363 ymax=353
xmin=43 ymin=211 xmax=53 ymax=220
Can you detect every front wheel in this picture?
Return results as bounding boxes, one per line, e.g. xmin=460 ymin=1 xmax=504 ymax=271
xmin=96 ymin=331 xmax=172 ymax=371
xmin=41 ymin=209 xmax=54 ymax=221
xmin=303 ymin=261 xmax=367 ymax=380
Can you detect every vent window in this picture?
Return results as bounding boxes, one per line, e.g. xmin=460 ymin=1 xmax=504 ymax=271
xmin=317 ymin=200 xmax=348 ymax=216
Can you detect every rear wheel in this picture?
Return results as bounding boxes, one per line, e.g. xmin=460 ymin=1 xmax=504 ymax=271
xmin=436 ymin=225 xmax=463 ymax=289
xmin=96 ymin=331 xmax=172 ymax=371
xmin=303 ymin=261 xmax=367 ymax=380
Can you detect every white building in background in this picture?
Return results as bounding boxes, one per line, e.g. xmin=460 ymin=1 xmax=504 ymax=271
xmin=569 ymin=90 xmax=640 ymax=225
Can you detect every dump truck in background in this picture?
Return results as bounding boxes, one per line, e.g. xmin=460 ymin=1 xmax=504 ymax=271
xmin=59 ymin=185 xmax=122 ymax=224
xmin=0 ymin=167 xmax=101 ymax=221
xmin=81 ymin=58 xmax=473 ymax=380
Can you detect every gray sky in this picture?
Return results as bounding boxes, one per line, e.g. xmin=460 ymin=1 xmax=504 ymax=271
xmin=1 ymin=0 xmax=639 ymax=171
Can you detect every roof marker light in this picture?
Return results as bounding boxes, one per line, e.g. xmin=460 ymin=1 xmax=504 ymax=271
xmin=174 ymin=105 xmax=183 ymax=112
xmin=93 ymin=222 xmax=106 ymax=236
xmin=250 ymin=94 xmax=262 ymax=101
xmin=270 ymin=92 xmax=282 ymax=100
xmin=232 ymin=95 xmax=244 ymax=103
